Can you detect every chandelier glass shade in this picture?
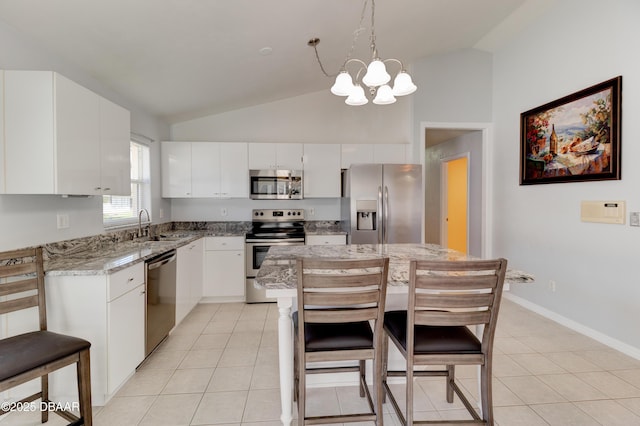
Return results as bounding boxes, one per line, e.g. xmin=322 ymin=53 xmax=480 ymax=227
xmin=309 ymin=0 xmax=417 ymax=106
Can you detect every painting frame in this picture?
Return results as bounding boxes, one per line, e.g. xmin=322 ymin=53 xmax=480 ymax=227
xmin=520 ymin=76 xmax=622 ymax=185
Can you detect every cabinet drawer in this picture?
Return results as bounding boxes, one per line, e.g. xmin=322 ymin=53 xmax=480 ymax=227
xmin=306 ymin=234 xmax=347 ymax=245
xmin=108 ymin=263 xmax=145 ymax=301
xmin=205 ymin=236 xmax=244 ymax=251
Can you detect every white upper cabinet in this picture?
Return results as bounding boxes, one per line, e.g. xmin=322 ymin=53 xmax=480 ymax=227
xmin=373 ymin=144 xmax=406 ymax=163
xmin=162 ymin=141 xmax=248 ymax=198
xmin=191 ymin=142 xmax=219 ymax=197
xmin=161 ymin=142 xmax=192 ymax=197
xmin=341 ymin=143 xmax=407 ymax=169
xmin=341 ymin=144 xmax=374 ymax=169
xmin=219 ymin=143 xmax=249 ymax=198
xmin=100 ymin=97 xmax=131 ymax=196
xmin=2 ymin=71 xmax=130 ymax=195
xmin=303 ymin=144 xmax=341 ymax=198
xmin=55 ymin=73 xmax=101 ymax=195
xmin=248 ymin=142 xmax=303 ymax=170
xmin=0 ymin=71 xmax=4 ymax=192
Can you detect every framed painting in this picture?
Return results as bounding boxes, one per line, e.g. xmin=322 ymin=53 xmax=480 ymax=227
xmin=520 ymin=76 xmax=621 ymax=185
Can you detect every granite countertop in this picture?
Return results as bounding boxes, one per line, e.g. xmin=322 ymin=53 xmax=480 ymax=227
xmin=45 ymin=230 xmax=245 ymax=276
xmin=255 ymin=243 xmax=534 ymax=290
xmin=42 ymin=219 xmax=347 ymax=276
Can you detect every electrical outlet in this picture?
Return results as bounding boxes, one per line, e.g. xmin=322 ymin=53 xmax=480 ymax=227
xmin=159 ymin=208 xmax=164 ymax=219
xmin=309 ymin=208 xmax=315 ymax=216
xmin=57 ymin=213 xmax=69 ymax=229
xmin=221 ymin=207 xmax=228 ymax=217
xmin=549 ymin=280 xmax=556 ymax=292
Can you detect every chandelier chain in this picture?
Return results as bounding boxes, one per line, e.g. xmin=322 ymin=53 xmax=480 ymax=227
xmin=311 ymin=0 xmax=370 ymax=78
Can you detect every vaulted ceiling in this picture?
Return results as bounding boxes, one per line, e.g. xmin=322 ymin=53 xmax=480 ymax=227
xmin=0 ymin=0 xmax=527 ymax=123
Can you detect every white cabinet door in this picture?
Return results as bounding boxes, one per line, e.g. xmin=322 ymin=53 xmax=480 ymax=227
xmin=107 ymin=283 xmax=145 ymax=394
xmin=373 ymin=144 xmax=406 ymax=163
xmin=203 ymin=237 xmax=245 ymax=302
xmin=306 ymin=234 xmax=347 ymax=245
xmin=303 ymin=144 xmax=341 ymax=198
xmin=4 ymin=71 xmax=55 ymax=194
xmin=191 ymin=143 xmax=220 ymax=197
xmin=161 ymin=142 xmax=192 ymax=197
xmin=204 ymin=250 xmax=245 ymax=300
xmin=248 ymin=142 xmax=275 ymax=169
xmin=176 ymin=244 xmax=192 ymax=325
xmin=0 ymin=70 xmax=4 ymax=192
xmin=99 ymin=97 xmax=131 ymax=196
xmin=176 ymin=239 xmax=204 ymax=324
xmin=189 ymin=239 xmax=204 ymax=309
xmin=276 ymin=143 xmax=303 ymax=170
xmin=341 ymin=144 xmax=374 ymax=169
xmin=219 ymin=143 xmax=248 ymax=197
xmin=55 ymin=73 xmax=102 ymax=195
xmin=248 ymin=143 xmax=303 ymax=170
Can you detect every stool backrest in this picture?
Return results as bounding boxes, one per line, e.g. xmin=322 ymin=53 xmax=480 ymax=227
xmin=0 ymin=247 xmax=47 ymax=331
xmin=408 ymin=258 xmax=508 ymax=350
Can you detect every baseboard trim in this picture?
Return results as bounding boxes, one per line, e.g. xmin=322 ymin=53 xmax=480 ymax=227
xmin=504 ymin=293 xmax=640 ymax=361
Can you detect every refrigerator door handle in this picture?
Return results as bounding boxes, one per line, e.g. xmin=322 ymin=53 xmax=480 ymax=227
xmin=383 ymin=186 xmax=389 ymax=244
xmin=377 ymin=185 xmax=383 ymax=244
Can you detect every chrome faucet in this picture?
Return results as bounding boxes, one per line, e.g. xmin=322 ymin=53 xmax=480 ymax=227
xmin=138 ymin=209 xmax=151 ymax=238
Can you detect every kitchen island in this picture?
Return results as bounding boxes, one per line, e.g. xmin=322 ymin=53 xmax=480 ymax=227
xmin=254 ymin=243 xmax=534 ymax=426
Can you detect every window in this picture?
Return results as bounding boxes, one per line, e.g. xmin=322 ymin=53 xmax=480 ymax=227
xmin=103 ymin=141 xmax=151 ymax=228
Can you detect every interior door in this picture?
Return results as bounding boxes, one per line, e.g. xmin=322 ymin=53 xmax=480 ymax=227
xmin=443 ymin=156 xmax=468 ymax=253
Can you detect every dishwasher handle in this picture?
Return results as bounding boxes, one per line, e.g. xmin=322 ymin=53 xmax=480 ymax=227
xmin=146 ymin=250 xmax=177 ymax=270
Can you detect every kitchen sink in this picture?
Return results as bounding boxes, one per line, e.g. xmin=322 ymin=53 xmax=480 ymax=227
xmin=137 ymin=234 xmax=184 ymax=242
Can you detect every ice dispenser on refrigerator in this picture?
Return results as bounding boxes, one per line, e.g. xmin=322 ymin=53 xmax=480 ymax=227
xmin=356 ymin=200 xmax=376 ymax=230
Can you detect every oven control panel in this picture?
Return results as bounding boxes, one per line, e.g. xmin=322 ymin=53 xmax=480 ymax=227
xmin=252 ymin=209 xmax=305 ymax=221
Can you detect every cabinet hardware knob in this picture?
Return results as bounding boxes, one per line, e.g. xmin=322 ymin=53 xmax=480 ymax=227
xmin=128 ymin=278 xmax=134 ymax=282
xmin=103 ymin=187 xmax=111 ymax=191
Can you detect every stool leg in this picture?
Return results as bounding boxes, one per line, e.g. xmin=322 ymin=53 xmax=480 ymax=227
xmin=77 ymin=349 xmax=93 ymax=426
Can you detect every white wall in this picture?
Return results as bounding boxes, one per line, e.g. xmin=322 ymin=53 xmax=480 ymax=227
xmin=491 ymin=0 xmax=640 ymax=355
xmin=171 ymin=89 xmax=412 ymax=145
xmin=411 ymin=49 xmax=493 ymax=159
xmin=0 ymin=20 xmax=170 ymax=251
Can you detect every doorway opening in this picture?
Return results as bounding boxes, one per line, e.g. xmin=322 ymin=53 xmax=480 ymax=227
xmin=420 ymin=122 xmax=492 ymax=258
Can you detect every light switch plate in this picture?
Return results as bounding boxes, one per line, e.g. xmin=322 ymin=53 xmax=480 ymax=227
xmin=580 ymin=200 xmax=625 ymax=224
xmin=630 ymin=212 xmax=640 ymax=227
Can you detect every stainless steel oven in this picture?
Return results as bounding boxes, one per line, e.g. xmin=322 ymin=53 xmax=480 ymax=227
xmin=245 ymin=209 xmax=305 ymax=303
xmin=249 ymin=169 xmax=303 ymax=200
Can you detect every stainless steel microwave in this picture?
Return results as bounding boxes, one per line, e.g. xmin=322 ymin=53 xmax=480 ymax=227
xmin=249 ymin=169 xmax=303 ymax=200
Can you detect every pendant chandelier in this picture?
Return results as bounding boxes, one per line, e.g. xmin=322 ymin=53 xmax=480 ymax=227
xmin=308 ymin=0 xmax=417 ymax=106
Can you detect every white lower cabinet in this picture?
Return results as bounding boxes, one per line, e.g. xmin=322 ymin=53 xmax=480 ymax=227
xmin=306 ymin=234 xmax=347 ymax=245
xmin=45 ymin=263 xmax=145 ymax=405
xmin=176 ymin=238 xmax=204 ymax=324
xmin=203 ymin=236 xmax=245 ymax=302
xmin=107 ymin=282 xmax=145 ymax=395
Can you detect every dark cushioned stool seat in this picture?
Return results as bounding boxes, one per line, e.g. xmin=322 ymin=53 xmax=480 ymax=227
xmin=0 ymin=330 xmax=91 ymax=381
xmin=384 ymin=310 xmax=481 ymax=354
xmin=293 ymin=311 xmax=373 ymax=352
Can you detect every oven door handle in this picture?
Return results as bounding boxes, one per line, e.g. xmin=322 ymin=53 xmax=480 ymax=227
xmin=245 ymin=239 xmax=306 ymax=244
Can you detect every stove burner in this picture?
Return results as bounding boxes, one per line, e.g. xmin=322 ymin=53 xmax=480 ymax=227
xmin=246 ymin=209 xmax=306 ymax=241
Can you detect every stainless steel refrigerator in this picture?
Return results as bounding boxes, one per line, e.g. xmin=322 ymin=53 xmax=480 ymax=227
xmin=342 ymin=164 xmax=422 ymax=244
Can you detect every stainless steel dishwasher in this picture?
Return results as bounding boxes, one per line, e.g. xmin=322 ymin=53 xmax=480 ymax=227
xmin=145 ymin=249 xmax=177 ymax=356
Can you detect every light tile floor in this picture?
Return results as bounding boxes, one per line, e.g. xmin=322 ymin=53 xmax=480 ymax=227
xmin=2 ymin=299 xmax=640 ymax=425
